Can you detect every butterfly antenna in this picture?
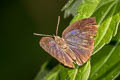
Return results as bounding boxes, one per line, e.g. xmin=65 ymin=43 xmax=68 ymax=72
xmin=33 ymin=33 xmax=53 ymax=37
xmin=56 ymin=16 xmax=60 ymax=36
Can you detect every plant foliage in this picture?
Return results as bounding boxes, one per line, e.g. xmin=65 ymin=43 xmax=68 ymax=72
xmin=34 ymin=0 xmax=120 ymax=80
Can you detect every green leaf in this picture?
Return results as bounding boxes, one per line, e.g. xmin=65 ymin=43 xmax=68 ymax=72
xmin=34 ymin=59 xmax=59 ymax=80
xmin=93 ymin=0 xmax=120 ymax=54
xmin=43 ymin=65 xmax=60 ymax=80
xmin=61 ymin=0 xmax=75 ymax=11
xmin=59 ymin=61 xmax=91 ymax=80
xmin=34 ymin=61 xmax=50 ymax=80
xmin=89 ymin=24 xmax=120 ymax=80
xmin=71 ymin=0 xmax=100 ymax=23
xmin=62 ymin=0 xmax=83 ymax=18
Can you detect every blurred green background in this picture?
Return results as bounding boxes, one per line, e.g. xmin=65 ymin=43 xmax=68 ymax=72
xmin=1 ymin=0 xmax=72 ymax=80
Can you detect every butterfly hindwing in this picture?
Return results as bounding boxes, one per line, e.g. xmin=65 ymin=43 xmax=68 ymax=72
xmin=62 ymin=17 xmax=97 ymax=65
xmin=40 ymin=37 xmax=74 ymax=68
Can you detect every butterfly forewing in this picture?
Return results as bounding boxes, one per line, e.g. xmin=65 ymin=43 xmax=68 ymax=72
xmin=62 ymin=17 xmax=97 ymax=65
xmin=40 ymin=37 xmax=74 ymax=68
xmin=38 ymin=17 xmax=97 ymax=68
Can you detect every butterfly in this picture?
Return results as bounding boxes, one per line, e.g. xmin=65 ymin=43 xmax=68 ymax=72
xmin=34 ymin=16 xmax=97 ymax=68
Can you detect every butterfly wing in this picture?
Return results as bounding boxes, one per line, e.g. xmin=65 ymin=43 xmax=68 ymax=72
xmin=40 ymin=37 xmax=74 ymax=68
xmin=62 ymin=17 xmax=97 ymax=65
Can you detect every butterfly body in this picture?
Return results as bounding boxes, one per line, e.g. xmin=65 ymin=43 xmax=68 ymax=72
xmin=54 ymin=36 xmax=68 ymax=49
xmin=37 ymin=17 xmax=97 ymax=68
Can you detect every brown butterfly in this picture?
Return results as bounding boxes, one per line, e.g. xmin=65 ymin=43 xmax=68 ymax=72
xmin=34 ymin=16 xmax=97 ymax=68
